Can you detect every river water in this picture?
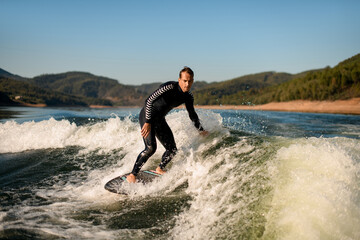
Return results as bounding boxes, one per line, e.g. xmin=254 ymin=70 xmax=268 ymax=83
xmin=0 ymin=107 xmax=359 ymax=239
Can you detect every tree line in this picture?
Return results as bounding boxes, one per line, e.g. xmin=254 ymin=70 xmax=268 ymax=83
xmin=1 ymin=53 xmax=359 ymax=107
xmin=0 ymin=78 xmax=112 ymax=106
xmin=193 ymin=54 xmax=360 ymax=105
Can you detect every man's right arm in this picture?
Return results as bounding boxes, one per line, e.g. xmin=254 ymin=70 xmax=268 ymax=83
xmin=144 ymin=83 xmax=174 ymax=123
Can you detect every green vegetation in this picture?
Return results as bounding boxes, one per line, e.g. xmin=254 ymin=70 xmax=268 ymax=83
xmin=1 ymin=53 xmax=359 ymax=107
xmin=248 ymin=54 xmax=360 ymax=104
xmin=0 ymin=78 xmax=112 ymax=107
xmin=193 ymin=54 xmax=360 ymax=105
xmin=0 ymin=91 xmax=17 ymax=106
xmin=29 ymin=72 xmax=145 ymax=106
xmin=192 ymin=71 xmax=310 ymax=105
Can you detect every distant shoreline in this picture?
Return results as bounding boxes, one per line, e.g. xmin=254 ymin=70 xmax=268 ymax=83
xmin=6 ymin=98 xmax=360 ymax=115
xmin=195 ymin=98 xmax=360 ymax=115
xmin=89 ymin=105 xmax=139 ymax=109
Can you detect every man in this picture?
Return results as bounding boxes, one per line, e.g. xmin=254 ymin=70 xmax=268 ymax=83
xmin=127 ymin=66 xmax=208 ymax=183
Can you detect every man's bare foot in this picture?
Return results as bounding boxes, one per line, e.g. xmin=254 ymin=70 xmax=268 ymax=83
xmin=155 ymin=167 xmax=166 ymax=175
xmin=126 ymin=173 xmax=136 ymax=183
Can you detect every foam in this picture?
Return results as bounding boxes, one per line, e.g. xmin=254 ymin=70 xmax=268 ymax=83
xmin=0 ymin=116 xmax=140 ymax=153
xmin=3 ymin=110 xmax=359 ymax=239
xmin=169 ymin=137 xmax=270 ymax=239
xmin=264 ymin=138 xmax=360 ymax=239
xmin=0 ymin=110 xmax=226 ymax=239
xmin=14 ymin=110 xmax=224 ymax=203
xmin=0 ymin=110 xmax=222 ymax=154
xmin=70 ymin=110 xmax=226 ymax=200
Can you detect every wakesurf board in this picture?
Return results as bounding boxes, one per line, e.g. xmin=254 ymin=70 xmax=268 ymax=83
xmin=104 ymin=170 xmax=162 ymax=194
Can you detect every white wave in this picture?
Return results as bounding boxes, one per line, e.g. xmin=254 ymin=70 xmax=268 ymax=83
xmin=70 ymin=110 xmax=225 ymax=201
xmin=0 ymin=116 xmax=140 ymax=153
xmin=265 ymin=137 xmax=360 ymax=239
xmin=169 ymin=137 xmax=269 ymax=239
xmin=168 ymin=136 xmax=360 ymax=240
xmin=0 ymin=109 xmax=221 ymax=154
xmin=23 ymin=110 xmax=224 ymax=203
xmin=3 ymin=109 xmax=359 ymax=239
xmin=1 ymin=110 xmax=226 ymax=239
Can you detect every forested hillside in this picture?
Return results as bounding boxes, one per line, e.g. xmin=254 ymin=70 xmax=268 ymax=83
xmin=130 ymin=81 xmax=210 ymax=96
xmin=0 ymin=68 xmax=27 ymax=81
xmin=1 ymin=53 xmax=359 ymax=107
xmin=248 ymin=54 xmax=360 ymax=104
xmin=29 ymin=72 xmax=145 ymax=105
xmin=192 ymin=71 xmax=318 ymax=105
xmin=193 ymin=54 xmax=360 ymax=105
xmin=0 ymin=78 xmax=112 ymax=106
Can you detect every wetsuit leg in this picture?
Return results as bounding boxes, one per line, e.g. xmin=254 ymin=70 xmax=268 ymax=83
xmin=131 ymin=109 xmax=157 ymax=176
xmin=154 ymin=118 xmax=177 ymax=170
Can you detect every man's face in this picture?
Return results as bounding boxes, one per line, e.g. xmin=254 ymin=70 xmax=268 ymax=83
xmin=178 ymin=72 xmax=194 ymax=92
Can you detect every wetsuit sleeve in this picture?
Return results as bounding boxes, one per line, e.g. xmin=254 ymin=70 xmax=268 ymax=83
xmin=144 ymin=83 xmax=174 ymax=123
xmin=185 ymin=92 xmax=204 ymax=131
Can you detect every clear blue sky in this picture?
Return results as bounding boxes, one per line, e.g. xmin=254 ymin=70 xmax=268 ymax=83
xmin=1 ymin=0 xmax=359 ymax=85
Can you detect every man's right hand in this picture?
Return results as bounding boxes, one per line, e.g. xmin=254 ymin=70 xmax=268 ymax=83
xmin=141 ymin=123 xmax=151 ymax=138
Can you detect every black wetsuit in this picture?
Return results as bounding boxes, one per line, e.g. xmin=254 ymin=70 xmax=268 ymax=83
xmin=131 ymin=81 xmax=204 ymax=176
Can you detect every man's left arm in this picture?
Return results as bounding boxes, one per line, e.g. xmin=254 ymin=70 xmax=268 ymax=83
xmin=185 ymin=94 xmax=208 ymax=135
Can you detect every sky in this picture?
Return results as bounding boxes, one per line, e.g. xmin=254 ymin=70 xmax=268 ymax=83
xmin=1 ymin=0 xmax=360 ymax=85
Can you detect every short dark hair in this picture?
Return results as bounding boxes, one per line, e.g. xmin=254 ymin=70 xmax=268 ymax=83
xmin=179 ymin=66 xmax=194 ymax=78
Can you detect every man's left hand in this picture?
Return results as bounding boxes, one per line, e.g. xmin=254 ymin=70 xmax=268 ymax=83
xmin=200 ymin=130 xmax=209 ymax=136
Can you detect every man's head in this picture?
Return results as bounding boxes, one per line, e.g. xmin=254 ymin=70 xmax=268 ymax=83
xmin=178 ymin=66 xmax=194 ymax=92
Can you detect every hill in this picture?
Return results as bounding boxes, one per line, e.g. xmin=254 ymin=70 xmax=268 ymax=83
xmin=130 ymin=82 xmax=162 ymax=96
xmin=0 ymin=68 xmax=28 ymax=81
xmin=248 ymin=53 xmax=360 ymax=104
xmin=130 ymin=81 xmax=210 ymax=96
xmin=29 ymin=73 xmax=212 ymax=106
xmin=193 ymin=54 xmax=360 ymax=105
xmin=0 ymin=77 xmax=112 ymax=107
xmin=192 ymin=71 xmax=319 ymax=105
xmin=28 ymin=72 xmax=145 ymax=106
xmin=11 ymin=71 xmax=213 ymax=106
xmin=1 ymin=53 xmax=359 ymax=107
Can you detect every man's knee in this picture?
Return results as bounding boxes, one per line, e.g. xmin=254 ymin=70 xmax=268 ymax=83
xmin=164 ymin=142 xmax=177 ymax=154
xmin=159 ymin=147 xmax=177 ymax=170
xmin=170 ymin=147 xmax=177 ymax=155
xmin=163 ymin=146 xmax=177 ymax=160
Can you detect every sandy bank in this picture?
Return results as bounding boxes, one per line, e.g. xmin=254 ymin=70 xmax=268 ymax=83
xmin=21 ymin=103 xmax=47 ymax=107
xmin=15 ymin=99 xmax=359 ymax=115
xmin=195 ymin=98 xmax=360 ymax=115
xmin=89 ymin=105 xmax=114 ymax=109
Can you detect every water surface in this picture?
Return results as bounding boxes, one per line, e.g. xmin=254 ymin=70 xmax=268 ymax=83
xmin=1 ymin=107 xmax=359 ymax=239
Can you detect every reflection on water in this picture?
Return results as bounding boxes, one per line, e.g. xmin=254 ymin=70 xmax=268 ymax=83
xmin=0 ymin=107 xmax=22 ymax=120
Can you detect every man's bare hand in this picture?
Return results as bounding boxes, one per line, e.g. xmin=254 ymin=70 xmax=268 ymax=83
xmin=141 ymin=123 xmax=151 ymax=138
xmin=200 ymin=130 xmax=209 ymax=136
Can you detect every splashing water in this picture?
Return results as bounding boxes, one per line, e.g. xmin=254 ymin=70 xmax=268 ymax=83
xmin=0 ymin=107 xmax=359 ymax=239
